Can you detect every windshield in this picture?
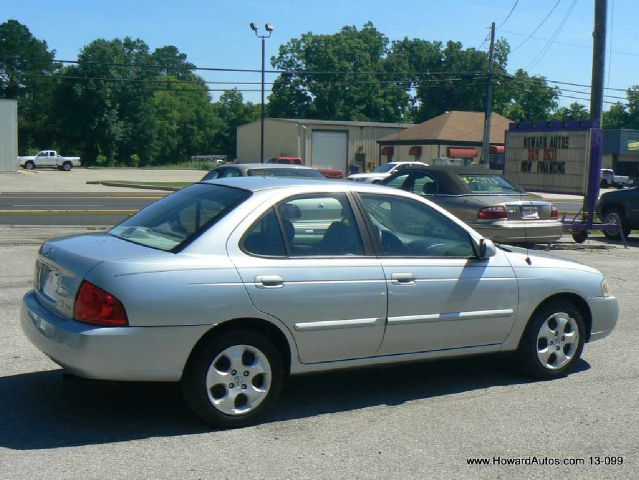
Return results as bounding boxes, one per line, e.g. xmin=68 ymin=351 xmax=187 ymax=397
xmin=247 ymin=168 xmax=323 ymax=178
xmin=373 ymin=163 xmax=396 ymax=173
xmin=458 ymin=174 xmax=524 ymax=194
xmin=109 ymin=183 xmax=250 ymax=251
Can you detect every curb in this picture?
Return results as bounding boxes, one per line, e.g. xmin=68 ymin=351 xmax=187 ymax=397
xmin=86 ymin=181 xmax=179 ymax=191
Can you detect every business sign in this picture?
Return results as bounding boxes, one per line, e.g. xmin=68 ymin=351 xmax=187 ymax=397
xmin=628 ymin=140 xmax=639 ymax=152
xmin=505 ymin=121 xmax=593 ymax=195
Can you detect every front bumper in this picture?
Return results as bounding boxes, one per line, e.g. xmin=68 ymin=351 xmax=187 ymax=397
xmin=586 ymin=295 xmax=619 ymax=342
xmin=470 ymin=220 xmax=563 ymax=244
xmin=21 ymin=290 xmax=210 ymax=381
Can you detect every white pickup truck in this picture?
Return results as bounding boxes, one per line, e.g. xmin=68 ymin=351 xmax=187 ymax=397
xmin=18 ymin=150 xmax=81 ymax=171
xmin=600 ymin=168 xmax=631 ymax=188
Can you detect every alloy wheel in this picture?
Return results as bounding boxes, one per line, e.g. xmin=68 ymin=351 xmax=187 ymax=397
xmin=205 ymin=344 xmax=272 ymax=415
xmin=536 ymin=312 xmax=580 ymax=370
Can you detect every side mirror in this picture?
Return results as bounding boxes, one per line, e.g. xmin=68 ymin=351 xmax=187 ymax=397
xmin=476 ymin=238 xmax=496 ymax=259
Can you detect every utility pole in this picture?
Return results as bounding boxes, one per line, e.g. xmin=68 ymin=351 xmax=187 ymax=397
xmin=250 ymin=23 xmax=274 ymax=163
xmin=583 ymin=0 xmax=607 ymax=225
xmin=481 ymin=22 xmax=496 ymax=168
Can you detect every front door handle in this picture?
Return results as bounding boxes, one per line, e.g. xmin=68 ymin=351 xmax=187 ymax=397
xmin=255 ymin=275 xmax=284 ymax=288
xmin=391 ymin=273 xmax=416 ymax=285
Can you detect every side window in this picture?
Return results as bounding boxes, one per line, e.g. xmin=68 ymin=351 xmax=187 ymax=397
xmin=277 ymin=194 xmax=364 ymax=256
xmin=219 ymin=168 xmax=241 ymax=178
xmin=242 ymin=208 xmax=286 ymax=257
xmin=411 ymin=173 xmax=438 ymax=196
xmin=385 ymin=173 xmax=410 ymax=189
xmin=359 ymin=193 xmax=474 ymax=258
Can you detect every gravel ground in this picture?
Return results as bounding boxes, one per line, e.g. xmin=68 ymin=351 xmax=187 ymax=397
xmin=0 ymin=227 xmax=636 ymax=480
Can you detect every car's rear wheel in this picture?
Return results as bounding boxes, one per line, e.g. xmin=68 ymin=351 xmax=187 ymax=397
xmin=24 ymin=161 xmax=35 ymax=170
xmin=62 ymin=161 xmax=72 ymax=171
xmin=602 ymin=207 xmax=630 ymax=240
xmin=181 ymin=330 xmax=284 ymax=428
xmin=517 ymin=299 xmax=585 ymax=379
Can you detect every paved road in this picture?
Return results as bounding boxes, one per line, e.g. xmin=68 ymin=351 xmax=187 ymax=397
xmin=0 ymin=192 xmax=166 ymax=225
xmin=0 ymin=227 xmax=636 ymax=480
xmin=0 ymin=192 xmax=584 ymax=226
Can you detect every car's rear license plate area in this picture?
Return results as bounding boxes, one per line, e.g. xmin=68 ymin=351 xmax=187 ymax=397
xmin=37 ymin=262 xmax=61 ymax=301
xmin=520 ymin=206 xmax=539 ymax=219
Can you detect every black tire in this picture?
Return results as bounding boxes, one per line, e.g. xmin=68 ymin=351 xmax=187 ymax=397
xmin=180 ymin=330 xmax=284 ymax=428
xmin=62 ymin=161 xmax=72 ymax=171
xmin=571 ymin=229 xmax=588 ymax=243
xmin=600 ymin=179 xmax=609 ymax=188
xmin=24 ymin=161 xmax=35 ymax=170
xmin=517 ymin=299 xmax=586 ymax=380
xmin=602 ymin=207 xmax=630 ymax=240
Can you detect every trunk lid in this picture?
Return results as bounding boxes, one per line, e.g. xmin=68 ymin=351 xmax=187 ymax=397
xmin=34 ymin=233 xmax=168 ymax=319
xmin=473 ymin=195 xmax=555 ymax=220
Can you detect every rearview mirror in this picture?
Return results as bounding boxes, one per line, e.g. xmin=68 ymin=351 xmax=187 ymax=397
xmin=476 ymin=238 xmax=496 ymax=259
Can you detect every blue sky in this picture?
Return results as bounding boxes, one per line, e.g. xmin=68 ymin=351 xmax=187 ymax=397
xmin=2 ymin=0 xmax=636 ymax=108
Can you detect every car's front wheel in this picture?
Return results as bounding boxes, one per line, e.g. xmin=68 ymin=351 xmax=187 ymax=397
xmin=517 ymin=299 xmax=585 ymax=379
xmin=181 ymin=330 xmax=284 ymax=428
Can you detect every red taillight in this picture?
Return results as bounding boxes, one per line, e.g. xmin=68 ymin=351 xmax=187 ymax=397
xmin=550 ymin=204 xmax=559 ymax=218
xmin=74 ymin=281 xmax=128 ymax=327
xmin=478 ymin=206 xmax=508 ymax=219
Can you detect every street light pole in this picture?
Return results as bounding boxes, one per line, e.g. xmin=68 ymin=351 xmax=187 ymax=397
xmin=250 ymin=23 xmax=273 ymax=163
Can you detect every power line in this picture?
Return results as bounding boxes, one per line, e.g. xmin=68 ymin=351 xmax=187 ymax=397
xmin=496 ymin=0 xmax=520 ymax=29
xmin=510 ymin=1 xmax=566 ymax=53
xmin=499 ymin=28 xmax=639 ymax=57
xmin=527 ymin=0 xmax=579 ymax=70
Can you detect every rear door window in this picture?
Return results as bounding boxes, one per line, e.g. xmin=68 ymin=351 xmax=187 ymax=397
xmin=110 ymin=184 xmax=250 ymax=251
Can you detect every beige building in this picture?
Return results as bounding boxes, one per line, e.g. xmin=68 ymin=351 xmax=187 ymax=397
xmin=377 ymin=111 xmax=512 ymax=165
xmin=0 ymin=99 xmax=18 ymax=172
xmin=237 ymin=118 xmax=413 ymax=173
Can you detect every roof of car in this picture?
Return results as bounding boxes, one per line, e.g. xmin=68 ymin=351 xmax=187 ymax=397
xmin=381 ymin=166 xmax=522 ymax=195
xmin=201 ymin=176 xmax=376 ymax=192
xmin=219 ymin=163 xmax=315 ymax=170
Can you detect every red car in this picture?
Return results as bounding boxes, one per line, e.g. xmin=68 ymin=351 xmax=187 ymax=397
xmin=266 ymin=156 xmax=344 ymax=179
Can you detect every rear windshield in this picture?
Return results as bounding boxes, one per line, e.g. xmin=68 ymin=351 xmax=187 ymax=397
xmin=373 ymin=163 xmax=396 ymax=173
xmin=247 ymin=168 xmax=324 ymax=178
xmin=458 ymin=174 xmax=524 ymax=194
xmin=109 ymin=183 xmax=250 ymax=251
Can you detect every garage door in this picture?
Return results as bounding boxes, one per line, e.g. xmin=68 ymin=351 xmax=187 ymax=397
xmin=311 ymin=130 xmax=348 ymax=172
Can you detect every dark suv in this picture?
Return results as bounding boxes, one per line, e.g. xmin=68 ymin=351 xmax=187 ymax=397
xmin=597 ymin=187 xmax=639 ymax=239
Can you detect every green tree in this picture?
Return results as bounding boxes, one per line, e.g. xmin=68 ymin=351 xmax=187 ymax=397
xmin=495 ymin=69 xmax=559 ymax=121
xmin=269 ymin=22 xmax=410 ymax=122
xmin=603 ymin=103 xmax=630 ymax=129
xmin=213 ymin=89 xmax=259 ymax=159
xmin=0 ymin=20 xmax=56 ymax=151
xmin=551 ymin=102 xmax=590 ymax=121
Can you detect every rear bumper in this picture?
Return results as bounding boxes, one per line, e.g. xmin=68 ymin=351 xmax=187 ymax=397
xmin=21 ymin=290 xmax=209 ymax=381
xmin=470 ymin=220 xmax=563 ymax=244
xmin=586 ymin=295 xmax=619 ymax=342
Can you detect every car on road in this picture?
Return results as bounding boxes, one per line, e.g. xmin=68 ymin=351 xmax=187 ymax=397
xmin=21 ymin=177 xmax=617 ymax=428
xmin=347 ymin=161 xmax=428 ymax=183
xmin=265 ymin=156 xmax=344 ymax=179
xmin=380 ymin=167 xmax=563 ymax=244
xmin=18 ymin=150 xmax=81 ymax=171
xmin=201 ymin=163 xmax=325 ymax=181
xmin=600 ymin=168 xmax=631 ymax=188
xmin=597 ymin=186 xmax=639 ymax=240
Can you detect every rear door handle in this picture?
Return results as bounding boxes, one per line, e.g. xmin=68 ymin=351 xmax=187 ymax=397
xmin=255 ymin=275 xmax=284 ymax=288
xmin=391 ymin=273 xmax=416 ymax=285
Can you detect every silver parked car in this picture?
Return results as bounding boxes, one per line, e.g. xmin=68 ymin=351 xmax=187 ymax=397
xmin=201 ymin=163 xmax=325 ymax=181
xmin=381 ymin=167 xmax=563 ymax=244
xmin=22 ymin=178 xmax=618 ymax=427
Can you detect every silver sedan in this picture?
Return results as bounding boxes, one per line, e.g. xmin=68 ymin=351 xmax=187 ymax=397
xmin=21 ymin=178 xmax=618 ymax=427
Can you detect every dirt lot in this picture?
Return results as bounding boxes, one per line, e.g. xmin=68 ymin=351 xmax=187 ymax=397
xmin=0 ymin=227 xmax=637 ymax=480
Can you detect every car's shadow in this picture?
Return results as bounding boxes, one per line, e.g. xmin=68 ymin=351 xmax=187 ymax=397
xmin=0 ymin=355 xmax=590 ymax=450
